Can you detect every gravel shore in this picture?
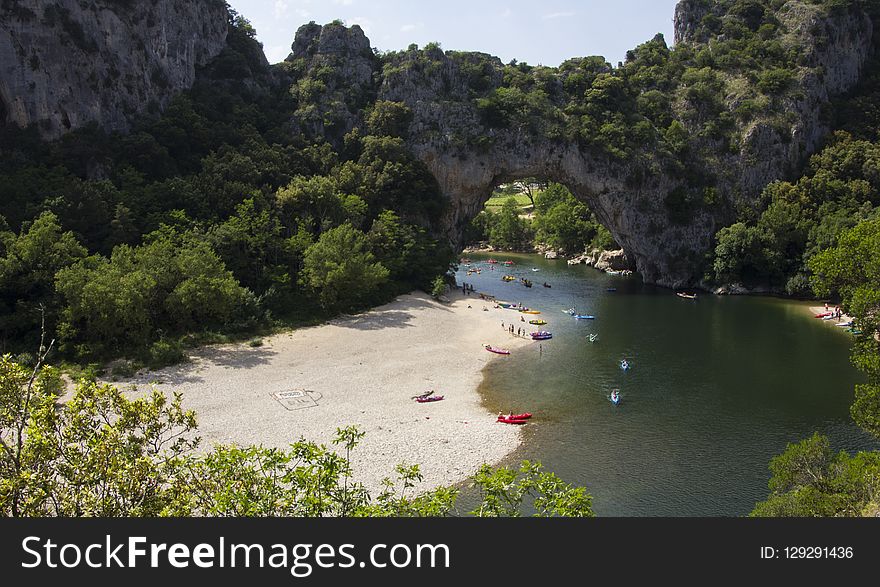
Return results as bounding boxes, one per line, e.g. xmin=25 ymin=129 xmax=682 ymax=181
xmin=114 ymin=291 xmax=534 ymax=492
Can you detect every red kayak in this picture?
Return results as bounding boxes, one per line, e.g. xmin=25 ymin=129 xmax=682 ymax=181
xmin=508 ymin=412 xmax=532 ymax=420
xmin=415 ymin=395 xmax=444 ymax=403
xmin=497 ymin=416 xmax=528 ymax=425
xmin=485 ymin=345 xmax=511 ymax=355
xmin=815 ymin=312 xmax=832 ymax=318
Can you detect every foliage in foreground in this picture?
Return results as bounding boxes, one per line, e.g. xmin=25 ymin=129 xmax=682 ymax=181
xmin=0 ymin=354 xmax=593 ymax=517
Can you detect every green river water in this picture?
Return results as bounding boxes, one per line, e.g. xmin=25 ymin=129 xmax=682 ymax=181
xmin=456 ymin=252 xmax=878 ymax=516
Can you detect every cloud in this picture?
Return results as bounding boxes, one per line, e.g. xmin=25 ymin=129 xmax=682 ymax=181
xmin=400 ymin=23 xmax=423 ymax=32
xmin=501 ymin=8 xmax=512 ymax=19
xmin=274 ymin=0 xmax=289 ymax=19
xmin=333 ymin=0 xmax=354 ymax=5
xmin=542 ymin=11 xmax=575 ymax=20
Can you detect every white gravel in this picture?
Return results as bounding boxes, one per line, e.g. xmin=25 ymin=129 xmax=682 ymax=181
xmin=112 ymin=291 xmax=534 ymax=493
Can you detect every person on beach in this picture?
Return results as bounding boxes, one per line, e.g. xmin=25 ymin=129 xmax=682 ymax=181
xmin=521 ymin=316 xmax=525 ymax=322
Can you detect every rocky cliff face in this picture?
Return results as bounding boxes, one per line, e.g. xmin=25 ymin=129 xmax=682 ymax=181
xmin=690 ymin=1 xmax=875 ymax=211
xmin=0 ymin=0 xmax=228 ymax=139
xmin=285 ymin=21 xmax=378 ymax=142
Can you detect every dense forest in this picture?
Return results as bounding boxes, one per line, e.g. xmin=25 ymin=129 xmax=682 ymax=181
xmin=0 ymin=10 xmax=453 ymax=370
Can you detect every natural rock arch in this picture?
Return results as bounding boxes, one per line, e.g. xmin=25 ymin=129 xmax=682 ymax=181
xmin=409 ymin=136 xmax=696 ymax=286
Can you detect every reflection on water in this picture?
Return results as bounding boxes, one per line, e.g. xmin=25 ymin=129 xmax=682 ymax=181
xmin=457 ymin=253 xmax=878 ymax=516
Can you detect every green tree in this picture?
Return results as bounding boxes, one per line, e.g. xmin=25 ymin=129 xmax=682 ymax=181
xmin=810 ymin=218 xmax=880 ymax=438
xmin=0 ymin=348 xmax=198 ymax=517
xmin=713 ymin=222 xmax=766 ymax=284
xmin=751 ymin=434 xmax=880 ymax=517
xmin=366 ymin=101 xmax=414 ymax=138
xmin=300 ymin=224 xmax=390 ymax=312
xmin=56 ymin=231 xmax=252 ymax=356
xmin=470 ymin=461 xmax=594 ymax=517
xmin=0 ymin=212 xmax=87 ymax=347
xmin=489 ymin=198 xmax=531 ymax=251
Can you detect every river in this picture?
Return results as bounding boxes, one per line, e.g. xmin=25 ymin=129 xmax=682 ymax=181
xmin=456 ymin=252 xmax=878 ymax=516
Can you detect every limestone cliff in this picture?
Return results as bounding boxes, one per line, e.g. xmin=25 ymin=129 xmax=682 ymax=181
xmin=0 ymin=0 xmax=228 ymax=138
xmin=284 ymin=21 xmax=378 ymax=141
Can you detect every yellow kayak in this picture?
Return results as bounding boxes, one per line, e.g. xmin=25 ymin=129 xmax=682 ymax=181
xmin=520 ymin=310 xmax=541 ymax=315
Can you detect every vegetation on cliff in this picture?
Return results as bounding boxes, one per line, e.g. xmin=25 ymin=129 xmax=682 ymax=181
xmin=711 ymin=57 xmax=880 ymax=293
xmin=0 ymin=12 xmax=452 ymax=367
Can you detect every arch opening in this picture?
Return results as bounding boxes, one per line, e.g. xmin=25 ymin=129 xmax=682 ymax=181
xmin=460 ymin=175 xmax=635 ymax=275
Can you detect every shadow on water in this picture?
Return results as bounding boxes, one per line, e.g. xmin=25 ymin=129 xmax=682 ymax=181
xmin=456 ymin=252 xmax=879 ymax=516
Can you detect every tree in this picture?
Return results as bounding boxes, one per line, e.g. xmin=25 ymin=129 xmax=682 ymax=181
xmin=0 ymin=337 xmax=198 ymax=516
xmin=751 ymin=434 xmax=880 ymax=517
xmin=431 ymin=276 xmax=447 ymax=299
xmin=56 ymin=231 xmax=252 ymax=356
xmin=754 ymin=218 xmax=880 ymax=516
xmin=470 ymin=461 xmax=594 ymax=517
xmin=0 ymin=212 xmax=87 ymax=347
xmin=211 ymin=198 xmax=292 ymax=293
xmin=300 ymin=224 xmax=390 ymax=312
xmin=532 ymin=184 xmax=604 ymax=254
xmin=810 ymin=218 xmax=880 ymax=439
xmin=713 ymin=222 xmax=766 ymax=284
xmin=511 ymin=177 xmax=547 ymax=208
xmin=489 ymin=198 xmax=531 ymax=251
xmin=366 ymin=101 xmax=413 ymax=138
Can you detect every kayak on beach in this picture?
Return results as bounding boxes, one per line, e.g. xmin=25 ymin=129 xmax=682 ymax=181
xmin=485 ymin=344 xmax=511 ymax=355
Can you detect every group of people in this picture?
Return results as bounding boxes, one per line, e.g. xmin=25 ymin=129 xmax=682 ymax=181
xmin=502 ymin=322 xmax=530 ymax=338
xmin=824 ymin=302 xmax=845 ymax=321
xmin=461 ymin=282 xmax=475 ymax=294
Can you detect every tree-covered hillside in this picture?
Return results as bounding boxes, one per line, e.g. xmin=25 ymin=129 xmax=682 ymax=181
xmin=0 ymin=10 xmax=452 ymax=367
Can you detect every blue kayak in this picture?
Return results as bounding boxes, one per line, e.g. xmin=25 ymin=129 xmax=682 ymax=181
xmin=574 ymin=315 xmax=595 ymax=320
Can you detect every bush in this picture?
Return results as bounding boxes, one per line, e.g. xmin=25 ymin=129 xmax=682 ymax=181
xmin=148 ymin=339 xmax=186 ymax=369
xmin=431 ymin=275 xmax=447 ymax=299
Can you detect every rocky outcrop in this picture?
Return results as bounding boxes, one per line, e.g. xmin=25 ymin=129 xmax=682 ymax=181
xmin=285 ymin=21 xmax=378 ymax=141
xmin=567 ymin=249 xmax=633 ymax=272
xmin=0 ymin=0 xmax=229 ymax=139
xmin=726 ymin=2 xmax=874 ymax=204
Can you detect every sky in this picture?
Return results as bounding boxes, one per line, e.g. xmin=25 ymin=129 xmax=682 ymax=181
xmin=227 ymin=0 xmax=680 ymax=67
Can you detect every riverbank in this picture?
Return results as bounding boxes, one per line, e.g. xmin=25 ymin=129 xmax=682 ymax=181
xmin=101 ymin=291 xmax=534 ymax=493
xmin=808 ymin=305 xmax=855 ymax=328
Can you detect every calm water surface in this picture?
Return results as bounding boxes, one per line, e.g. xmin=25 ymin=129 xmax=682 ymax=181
xmin=456 ymin=253 xmax=878 ymax=516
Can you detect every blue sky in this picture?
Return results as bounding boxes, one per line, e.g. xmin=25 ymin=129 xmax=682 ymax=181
xmin=227 ymin=0 xmax=680 ymax=66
